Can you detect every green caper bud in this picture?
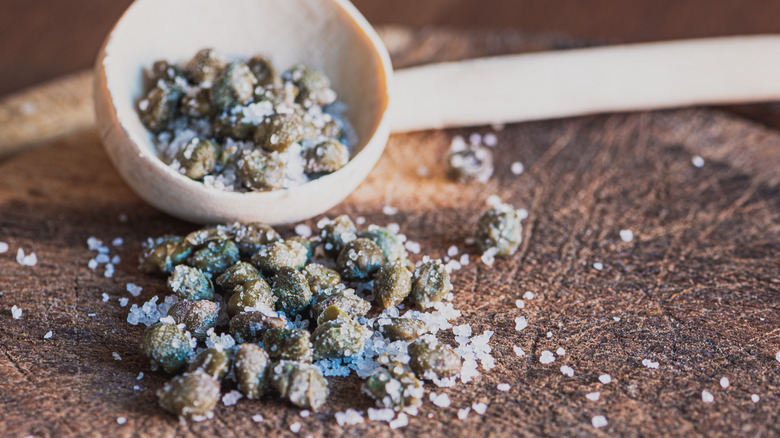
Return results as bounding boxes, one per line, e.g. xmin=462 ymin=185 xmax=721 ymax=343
xmin=260 ymin=83 xmax=298 ymax=108
xmin=146 ymin=60 xmax=182 ymax=84
xmin=311 ymin=288 xmax=370 ymax=320
xmin=216 ymin=261 xmax=263 ymax=292
xmin=336 ymin=238 xmax=384 ymax=281
xmin=320 ymin=119 xmax=342 ymax=140
xmin=271 ymin=267 xmax=312 ymax=315
xmin=174 ymin=138 xmax=218 ymax=181
xmin=475 ymin=203 xmax=524 ymax=256
xmin=184 ymin=226 xmax=231 ymax=247
xmin=140 ymin=322 xmax=193 ymax=374
xmin=312 ymin=305 xmax=371 ymax=360
xmin=187 ymin=239 xmax=240 ymax=276
xmin=247 ymin=55 xmax=281 ymax=87
xmin=227 ymin=278 xmax=276 ymax=317
xmin=263 ymin=328 xmax=313 ymax=363
xmin=318 ymin=214 xmax=357 ymax=257
xmin=167 ymin=265 xmax=214 ymax=301
xmin=213 ymin=111 xmax=256 ymax=141
xmin=251 ymin=240 xmax=308 ymax=274
xmin=362 ymin=363 xmax=423 ymax=412
xmin=373 ymin=262 xmax=412 ymax=309
xmin=303 ymin=140 xmax=349 ymax=174
xmin=269 ymin=360 xmax=329 ymax=411
xmin=138 ymin=235 xmax=192 ymax=275
xmin=167 ymin=300 xmax=219 ymax=341
xmin=287 ymin=236 xmax=314 ymax=262
xmin=180 ymin=86 xmax=212 ymax=118
xmin=238 ymin=150 xmax=286 ymax=191
xmin=157 ymin=369 xmax=220 ymax=421
xmin=411 ymin=259 xmax=452 ymax=310
xmin=285 ymin=64 xmax=336 ymax=107
xmin=301 ymin=263 xmax=342 ymax=295
xmin=407 ymin=336 xmax=461 ymax=380
xmin=234 ymin=222 xmax=282 ymax=256
xmin=254 ymin=113 xmax=304 ymax=153
xmin=210 ymin=61 xmax=257 ymax=111
xmin=234 ymin=343 xmax=271 ymax=399
xmin=447 ymin=144 xmax=494 ymax=183
xmin=359 ymin=226 xmax=406 ymax=263
xmin=229 ymin=310 xmax=286 ymax=343
xmin=138 ymin=80 xmax=183 ymax=133
xmin=377 ymin=317 xmax=428 ymax=342
xmin=184 ymin=48 xmax=227 ymax=85
xmin=187 ymin=348 xmax=232 ymax=380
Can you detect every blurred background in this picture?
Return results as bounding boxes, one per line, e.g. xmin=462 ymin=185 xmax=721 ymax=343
xmin=3 ymin=0 xmax=780 ymax=98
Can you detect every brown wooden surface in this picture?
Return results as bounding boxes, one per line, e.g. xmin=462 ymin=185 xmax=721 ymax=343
xmin=1 ymin=28 xmax=779 ymax=438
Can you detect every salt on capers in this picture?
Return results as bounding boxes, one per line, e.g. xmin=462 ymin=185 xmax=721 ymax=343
xmin=407 ymin=336 xmax=462 ymax=380
xmin=167 ymin=265 xmax=214 ymax=301
xmin=215 ymin=261 xmax=263 ymax=293
xmin=269 ymin=360 xmax=329 ymax=411
xmin=336 ymin=238 xmax=384 ymax=281
xmin=271 ymin=267 xmax=312 ymax=315
xmin=411 ymin=259 xmax=452 ymax=310
xmin=157 ymin=369 xmax=221 ymax=421
xmin=475 ymin=202 xmax=524 ymax=256
xmin=187 ymin=348 xmax=232 ymax=381
xmin=373 ymin=262 xmax=412 ymax=309
xmin=228 ymin=310 xmax=286 ymax=343
xmin=140 ymin=322 xmax=193 ymax=374
xmin=234 ymin=343 xmax=271 ymax=399
xmin=263 ymin=328 xmax=313 ymax=363
xmin=187 ymin=239 xmax=240 ymax=276
xmin=167 ymin=300 xmax=219 ymax=341
xmin=312 ymin=305 xmax=371 ymax=360
xmin=227 ymin=278 xmax=276 ymax=317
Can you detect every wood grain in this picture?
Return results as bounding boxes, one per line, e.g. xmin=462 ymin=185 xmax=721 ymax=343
xmin=0 ymin=28 xmax=778 ymax=438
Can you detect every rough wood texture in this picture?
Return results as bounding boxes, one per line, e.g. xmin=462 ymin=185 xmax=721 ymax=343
xmin=1 ymin=28 xmax=778 ymax=438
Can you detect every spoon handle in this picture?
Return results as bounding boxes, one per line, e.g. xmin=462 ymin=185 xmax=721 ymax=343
xmin=391 ymin=35 xmax=780 ymax=133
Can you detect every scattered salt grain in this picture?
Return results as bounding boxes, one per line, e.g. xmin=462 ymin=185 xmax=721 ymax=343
xmin=613 ymin=316 xmax=621 ymax=322
xmin=472 ymin=402 xmax=487 ymax=415
xmin=447 ymin=246 xmax=459 ymax=257
xmin=599 ymin=374 xmax=612 ymax=384
xmin=133 ymin=385 xmax=140 ymax=391
xmin=510 ymin=162 xmax=525 ymax=175
xmin=112 ymin=237 xmax=124 ymax=247
xmin=457 ymin=407 xmax=470 ymax=420
xmin=382 ymin=205 xmax=398 ymax=215
xmin=126 ymin=283 xmax=142 ymax=297
xmin=459 ymin=254 xmax=470 ymax=265
xmin=367 ymin=408 xmax=395 ymax=422
xmin=591 ymin=415 xmax=608 ymax=429
xmin=497 ymin=383 xmax=511 ymax=392
xmin=515 ymin=299 xmax=525 ymax=309
xmin=222 ymin=390 xmax=243 ymax=406
xmin=539 ymin=350 xmax=555 ymax=364
xmin=556 ymin=347 xmax=566 ymax=356
xmin=586 ymin=392 xmax=600 ymax=401
xmin=0 ymin=242 xmax=8 ymax=253
xmin=290 ymin=422 xmax=301 ymax=433
xmin=113 ymin=352 xmax=122 ymax=361
xmin=355 ymin=216 xmax=366 ymax=225
xmin=300 ymin=410 xmax=311 ymax=418
xmin=641 ymin=359 xmax=659 ymax=369
xmin=546 ymin=331 xmax=553 ymax=338
xmin=252 ymin=414 xmax=264 ymax=422
xmin=11 ymin=305 xmax=22 ymax=319
xmin=119 ymin=298 xmax=129 ymax=307
xmin=88 ymin=259 xmax=98 ymax=270
xmin=522 ymin=291 xmax=534 ymax=300
xmin=775 ymin=350 xmax=780 ymax=363
xmin=619 ymin=229 xmax=634 ymax=242
xmin=751 ymin=394 xmax=760 ymax=403
xmin=389 ymin=413 xmax=409 ymax=429
xmin=16 ymin=248 xmax=38 ymax=266
xmin=431 ymin=393 xmax=451 ymax=407
xmin=294 ymin=224 xmax=312 ymax=238
xmin=102 ymin=293 xmax=110 ymax=302
xmin=593 ymin=262 xmax=604 ymax=271
xmin=469 ymin=133 xmax=482 ymax=145
xmin=104 ymin=264 xmax=115 ymax=278
xmin=513 ymin=345 xmax=526 ymax=357
xmin=514 ymin=316 xmax=527 ymax=331
xmin=702 ymin=390 xmax=714 ymax=403
xmin=483 ymin=133 xmax=497 ymax=146
xmin=137 ymin=372 xmax=144 ymax=380
xmin=560 ymin=366 xmax=574 ymax=377
xmin=117 ymin=417 xmax=127 ymax=425
xmin=335 ymin=409 xmax=364 ymax=426
xmin=404 ymin=241 xmax=421 ymax=254
xmin=719 ymin=377 xmax=729 ymax=388
xmin=480 ymin=248 xmax=496 ymax=266
xmin=692 ymin=155 xmax=705 ymax=168
xmin=111 ymin=255 xmax=121 ymax=264
xmin=43 ymin=331 xmax=53 ymax=339
xmin=88 ymin=313 xmax=96 ymax=317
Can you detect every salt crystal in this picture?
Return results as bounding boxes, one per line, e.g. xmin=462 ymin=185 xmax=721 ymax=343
xmin=751 ymin=394 xmax=760 ymax=403
xmin=133 ymin=385 xmax=140 ymax=391
xmin=88 ymin=259 xmax=98 ymax=270
xmin=104 ymin=264 xmax=115 ymax=278
xmin=295 ymin=224 xmax=312 ymax=238
xmin=593 ymin=262 xmax=604 ymax=271
xmin=119 ymin=298 xmax=129 ymax=307
xmin=117 ymin=417 xmax=127 ymax=425
xmin=112 ymin=238 xmax=124 ymax=247
xmin=447 ymin=245 xmax=459 ymax=257
xmin=613 ymin=316 xmax=621 ymax=322
xmin=290 ymin=422 xmax=301 ymax=433
xmin=513 ymin=345 xmax=526 ymax=357
xmin=42 ymin=330 xmax=53 ymax=339
xmin=619 ymin=229 xmax=634 ymax=242
xmin=457 ymin=407 xmax=470 ymax=420
xmin=472 ymin=402 xmax=487 ymax=415
xmin=497 ymin=383 xmax=511 ymax=392
xmin=102 ymin=293 xmax=110 ymax=302
xmin=252 ymin=414 xmax=264 ymax=422
xmin=586 ymin=392 xmax=600 ymax=401
xmin=480 ymin=249 xmax=496 ymax=266
xmin=111 ymin=255 xmax=121 ymax=264
xmin=355 ymin=216 xmax=366 ymax=225
xmin=469 ymin=133 xmax=482 ymax=145
xmin=112 ymin=352 xmax=122 ymax=361
xmin=383 ymin=205 xmax=398 ymax=215
xmin=720 ymin=377 xmax=729 ymax=388
xmin=16 ymin=248 xmax=37 ymax=266
xmin=300 ymin=410 xmax=311 ymax=418
xmin=522 ymin=291 xmax=534 ymax=300
xmin=0 ymin=242 xmax=8 ymax=253
xmin=599 ymin=374 xmax=611 ymax=384
xmin=539 ymin=350 xmax=555 ymax=364
xmin=222 ymin=390 xmax=243 ymax=406
xmin=405 ymin=241 xmax=421 ymax=254
xmin=483 ymin=133 xmax=497 ymax=146
xmin=432 ymin=393 xmax=451 ymax=407
xmin=556 ymin=347 xmax=566 ymax=356
xmin=126 ymin=283 xmax=142 ymax=297
xmin=546 ymin=331 xmax=553 ymax=338
xmin=510 ymin=162 xmax=525 ymax=175
xmin=88 ymin=313 xmax=96 ymax=317
xmin=775 ymin=350 xmax=780 ymax=363
xmin=515 ymin=299 xmax=525 ymax=309
xmin=11 ymin=305 xmax=22 ymax=319
xmin=560 ymin=366 xmax=574 ymax=377
xmin=591 ymin=415 xmax=608 ymax=428
xmin=514 ymin=316 xmax=527 ymax=331
xmin=367 ymin=408 xmax=395 ymax=422
xmin=692 ymin=155 xmax=705 ymax=168
xmin=137 ymin=372 xmax=144 ymax=380
xmin=486 ymin=195 xmax=502 ymax=207
xmin=702 ymin=390 xmax=714 ymax=403
xmin=641 ymin=359 xmax=659 ymax=369
xmin=335 ymin=409 xmax=364 ymax=426
xmin=389 ymin=413 xmax=408 ymax=429
xmin=459 ymin=254 xmax=470 ymax=265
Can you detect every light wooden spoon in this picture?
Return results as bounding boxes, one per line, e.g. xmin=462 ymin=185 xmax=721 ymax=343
xmin=91 ymin=0 xmax=780 ymax=224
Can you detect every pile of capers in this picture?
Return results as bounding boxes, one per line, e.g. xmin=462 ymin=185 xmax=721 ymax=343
xmin=137 ymin=216 xmax=462 ymax=421
xmin=137 ymin=49 xmax=351 ymax=192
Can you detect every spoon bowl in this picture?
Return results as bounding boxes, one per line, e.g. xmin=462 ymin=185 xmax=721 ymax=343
xmin=95 ymin=0 xmax=391 ymax=224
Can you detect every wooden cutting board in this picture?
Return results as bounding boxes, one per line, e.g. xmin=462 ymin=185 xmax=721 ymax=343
xmin=1 ymin=27 xmax=778 ymax=438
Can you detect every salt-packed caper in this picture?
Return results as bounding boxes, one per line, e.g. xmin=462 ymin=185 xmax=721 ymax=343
xmin=138 ymin=235 xmax=192 ymax=275
xmin=447 ymin=144 xmax=494 ymax=183
xmin=167 ymin=265 xmax=214 ymax=301
xmin=263 ymin=328 xmax=313 ymax=363
xmin=359 ymin=226 xmax=406 ymax=264
xmin=138 ymin=80 xmax=183 ymax=133
xmin=304 ymin=140 xmax=349 ymax=174
xmin=362 ymin=362 xmax=423 ymax=412
xmin=271 ymin=267 xmax=312 ymax=315
xmin=210 ymin=61 xmax=257 ymax=111
xmin=227 ymin=278 xmax=276 ymax=316
xmin=318 ymin=214 xmax=357 ymax=257
xmin=310 ymin=288 xmax=370 ymax=320
xmin=254 ymin=113 xmax=304 ymax=153
xmin=411 ymin=259 xmax=452 ymax=310
xmin=238 ymin=150 xmax=286 ymax=191
xmin=229 ymin=310 xmax=286 ymax=343
xmin=234 ymin=343 xmax=271 ymax=399
xmin=407 ymin=336 xmax=461 ymax=380
xmin=475 ymin=203 xmax=524 ymax=256
xmin=184 ymin=48 xmax=227 ymax=85
xmin=157 ymin=369 xmax=221 ymax=421
xmin=302 ymin=263 xmax=341 ymax=295
xmin=247 ymin=55 xmax=281 ymax=87
xmin=377 ymin=317 xmax=428 ymax=342
xmin=187 ymin=240 xmax=240 ymax=276
xmin=234 ymin=222 xmax=281 ymax=256
xmin=167 ymin=300 xmax=219 ymax=341
xmin=187 ymin=348 xmax=232 ymax=380
xmin=373 ymin=262 xmax=412 ymax=309
xmin=140 ymin=322 xmax=193 ymax=374
xmin=251 ymin=240 xmax=309 ymax=274
xmin=216 ymin=261 xmax=263 ymax=293
xmin=312 ymin=306 xmax=371 ymax=360
xmin=336 ymin=238 xmax=384 ymax=281
xmin=269 ymin=360 xmax=329 ymax=411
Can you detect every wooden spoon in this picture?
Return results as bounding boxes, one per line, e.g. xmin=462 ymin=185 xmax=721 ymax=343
xmin=91 ymin=0 xmax=780 ymax=224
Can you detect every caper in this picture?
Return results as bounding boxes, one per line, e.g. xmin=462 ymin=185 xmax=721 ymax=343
xmin=362 ymin=363 xmax=423 ymax=412
xmin=411 ymin=259 xmax=452 ymax=310
xmin=173 ymin=137 xmax=219 ymax=180
xmin=227 ymin=278 xmax=276 ymax=317
xmin=238 ymin=150 xmax=286 ymax=191
xmin=320 ymin=119 xmax=342 ymax=140
xmin=260 ymin=83 xmax=298 ymax=108
xmin=210 ymin=62 xmax=257 ymax=111
xmin=146 ymin=60 xmax=182 ymax=85
xmin=180 ymin=86 xmax=212 ymax=118
xmin=310 ymin=288 xmax=370 ymax=320
xmin=475 ymin=204 xmax=524 ymax=256
xmin=407 ymin=336 xmax=461 ymax=380
xmin=359 ymin=226 xmax=406 ymax=264
xmin=373 ymin=262 xmax=412 ymax=309
xmin=184 ymin=226 xmax=231 ymax=247
xmin=287 ymin=236 xmax=314 ymax=262
xmin=318 ymin=214 xmax=357 ymax=257
xmin=138 ymin=80 xmax=183 ymax=133
xmin=234 ymin=343 xmax=271 ymax=399
xmin=184 ymin=48 xmax=227 ymax=85
xmin=187 ymin=239 xmax=240 ymax=276
xmin=167 ymin=265 xmax=214 ymax=301
xmin=157 ymin=369 xmax=220 ymax=421
xmin=167 ymin=300 xmax=219 ymax=341
xmin=247 ymin=55 xmax=281 ymax=87
xmin=377 ymin=317 xmax=428 ymax=342
xmin=254 ymin=113 xmax=304 ymax=153
xmin=285 ymin=64 xmax=336 ymax=107
xmin=213 ymin=111 xmax=256 ymax=141
xmin=304 ymin=140 xmax=349 ymax=174
xmin=234 ymin=222 xmax=282 ymax=256
xmin=140 ymin=322 xmax=193 ymax=374
xmin=251 ymin=240 xmax=308 ymax=274
xmin=301 ymin=263 xmax=342 ymax=295
xmin=271 ymin=267 xmax=312 ymax=315
xmin=447 ymin=144 xmax=494 ymax=183
xmin=269 ymin=360 xmax=329 ymax=411
xmin=263 ymin=328 xmax=313 ymax=363
xmin=312 ymin=305 xmax=371 ymax=360
xmin=229 ymin=310 xmax=286 ymax=343
xmin=336 ymin=238 xmax=384 ymax=281
xmin=138 ymin=235 xmax=192 ymax=275
xmin=187 ymin=348 xmax=232 ymax=380
xmin=216 ymin=261 xmax=263 ymax=293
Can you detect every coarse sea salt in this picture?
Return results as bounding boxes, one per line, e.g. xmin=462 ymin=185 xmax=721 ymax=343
xmin=457 ymin=407 xmax=470 ymax=420
xmin=102 ymin=293 xmax=110 ymax=302
xmin=641 ymin=359 xmax=659 ymax=369
xmin=556 ymin=347 xmax=566 ymax=356
xmin=112 ymin=352 xmax=122 ymax=361
xmin=116 ymin=417 xmax=127 ymax=425
xmin=513 ymin=345 xmax=526 ymax=357
xmin=335 ymin=409 xmax=364 ymax=426
xmin=289 ymin=422 xmax=301 ymax=433
xmin=593 ymin=262 xmax=604 ymax=271
xmin=599 ymin=374 xmax=611 ymax=384
xmin=431 ymin=393 xmax=451 ymax=407
xmin=560 ymin=366 xmax=574 ymax=377
xmin=16 ymin=248 xmax=37 ymax=266
xmin=382 ymin=205 xmax=398 ymax=215
xmin=389 ymin=413 xmax=409 ymax=429
xmin=126 ymin=283 xmax=143 ymax=297
xmin=522 ymin=291 xmax=534 ymax=300
xmin=751 ymin=394 xmax=760 ymax=403
xmin=252 ymin=414 xmax=264 ymax=422
xmin=483 ymin=133 xmax=497 ymax=146
xmin=11 ymin=305 xmax=22 ymax=319
xmin=591 ymin=415 xmax=608 ymax=428
xmin=222 ymin=390 xmax=243 ymax=406
xmin=720 ymin=377 xmax=730 ymax=388
xmin=294 ymin=224 xmax=312 ymax=238
xmin=514 ymin=316 xmax=527 ymax=331
xmin=619 ymin=229 xmax=634 ymax=242
xmin=539 ymin=350 xmax=555 ymax=364
xmin=775 ymin=350 xmax=780 ymax=363
xmin=586 ymin=392 xmax=600 ymax=401
xmin=43 ymin=331 xmax=53 ymax=339
xmin=119 ymin=297 xmax=129 ymax=307
xmin=0 ymin=242 xmax=8 ymax=253
xmin=497 ymin=383 xmax=511 ymax=392
xmin=510 ymin=162 xmax=524 ymax=175
xmin=472 ymin=402 xmax=487 ymax=415
xmin=702 ymin=390 xmax=714 ymax=403
xmin=692 ymin=155 xmax=705 ymax=168
xmin=515 ymin=299 xmax=525 ymax=309
xmin=367 ymin=408 xmax=395 ymax=422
